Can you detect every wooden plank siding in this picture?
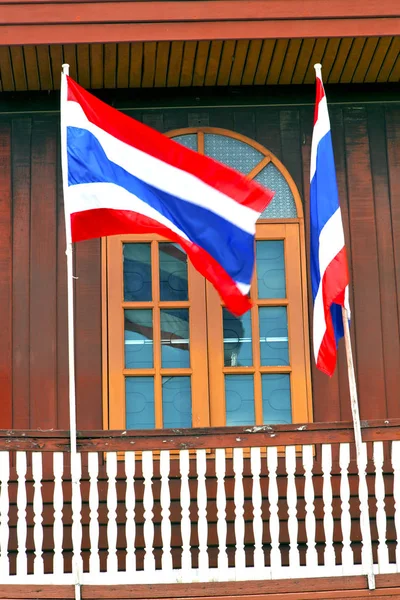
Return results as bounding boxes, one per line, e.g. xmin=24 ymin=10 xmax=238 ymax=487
xmin=0 ymin=100 xmax=399 ymax=429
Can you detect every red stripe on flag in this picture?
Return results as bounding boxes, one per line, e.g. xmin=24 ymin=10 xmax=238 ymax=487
xmin=70 ymin=208 xmax=252 ymax=316
xmin=313 ymin=77 xmax=325 ymax=126
xmin=66 ymin=76 xmax=273 ymax=214
xmin=317 ymin=246 xmax=349 ymax=376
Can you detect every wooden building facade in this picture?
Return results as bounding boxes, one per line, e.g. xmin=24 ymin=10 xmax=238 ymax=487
xmin=0 ymin=1 xmax=400 ymax=598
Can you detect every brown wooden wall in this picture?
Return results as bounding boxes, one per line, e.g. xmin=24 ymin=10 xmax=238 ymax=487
xmin=0 ymin=98 xmax=399 ymax=431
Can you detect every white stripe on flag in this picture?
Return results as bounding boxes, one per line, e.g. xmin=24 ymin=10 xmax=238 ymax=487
xmin=65 ymin=100 xmax=260 ymax=235
xmin=310 ymin=96 xmax=331 ymax=181
xmin=66 ymin=181 xmax=190 ymax=241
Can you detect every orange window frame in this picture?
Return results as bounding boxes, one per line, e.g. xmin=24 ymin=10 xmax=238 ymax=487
xmin=102 ymin=127 xmax=313 ymax=430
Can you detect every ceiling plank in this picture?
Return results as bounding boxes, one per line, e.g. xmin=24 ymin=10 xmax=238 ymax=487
xmin=340 ymin=37 xmax=367 ymax=83
xmin=129 ymin=42 xmax=143 ymax=88
xmin=142 ymin=41 xmax=156 ymax=88
xmin=23 ymin=45 xmax=40 ymax=90
xmin=253 ymin=39 xmax=276 ymax=85
xmin=388 ymin=53 xmax=400 ymax=83
xmin=154 ymin=41 xmax=170 ymax=88
xmin=377 ymin=37 xmax=400 ymax=82
xmin=116 ymin=42 xmax=130 ymax=89
xmin=192 ymin=40 xmax=210 ymax=87
xmin=352 ymin=36 xmax=379 ymax=83
xmin=229 ymin=39 xmax=249 ymax=86
xmin=104 ymin=42 xmax=117 ymax=88
xmin=327 ymin=38 xmax=353 ymax=83
xmin=241 ymin=39 xmax=263 ymax=86
xmin=364 ymin=37 xmax=392 ymax=83
xmin=63 ymin=44 xmax=78 ymax=80
xmin=291 ymin=38 xmax=315 ymax=85
xmin=37 ymin=44 xmax=53 ymax=90
xmin=180 ymin=41 xmax=197 ymax=87
xmin=76 ymin=43 xmax=90 ymax=89
xmin=10 ymin=45 xmax=27 ymax=91
xmin=279 ymin=38 xmax=302 ymax=84
xmin=49 ymin=44 xmax=63 ymax=90
xmin=217 ymin=40 xmax=236 ymax=86
xmin=303 ymin=38 xmax=328 ymax=84
xmin=89 ymin=43 xmax=103 ymax=88
xmin=167 ymin=40 xmax=184 ymax=87
xmin=266 ymin=39 xmax=289 ymax=85
xmin=204 ymin=40 xmax=223 ymax=87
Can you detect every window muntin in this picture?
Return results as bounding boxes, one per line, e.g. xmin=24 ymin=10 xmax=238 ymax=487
xmin=105 ymin=128 xmax=311 ymax=430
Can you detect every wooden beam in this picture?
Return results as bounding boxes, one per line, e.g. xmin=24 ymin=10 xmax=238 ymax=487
xmin=0 ymin=0 xmax=399 ymax=45
xmin=0 ymin=418 xmax=400 ymax=451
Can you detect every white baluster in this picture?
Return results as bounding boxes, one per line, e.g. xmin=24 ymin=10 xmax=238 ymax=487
xmin=302 ymin=445 xmax=317 ymax=568
xmin=339 ymin=443 xmax=353 ymax=570
xmin=358 ymin=442 xmax=374 ymax=574
xmin=125 ymin=451 xmax=136 ymax=574
xmin=196 ymin=449 xmax=208 ymax=580
xmin=233 ymin=448 xmax=245 ymax=574
xmin=142 ymin=451 xmax=155 ymax=572
xmin=215 ymin=448 xmax=228 ymax=576
xmin=267 ymin=446 xmax=280 ymax=571
xmin=250 ymin=447 xmax=264 ymax=570
xmin=374 ymin=441 xmax=389 ymax=571
xmin=32 ymin=452 xmax=44 ymax=575
xmin=286 ymin=446 xmax=299 ymax=569
xmin=392 ymin=440 xmax=400 ymax=569
xmin=180 ymin=449 xmax=191 ymax=579
xmin=53 ymin=453 xmax=64 ymax=576
xmin=106 ymin=452 xmax=118 ymax=574
xmin=0 ymin=451 xmax=10 ymax=577
xmin=322 ymin=444 xmax=335 ymax=569
xmin=71 ymin=452 xmax=83 ymax=576
xmin=160 ymin=451 xmax=172 ymax=575
xmin=16 ymin=451 xmax=27 ymax=576
xmin=88 ymin=452 xmax=100 ymax=575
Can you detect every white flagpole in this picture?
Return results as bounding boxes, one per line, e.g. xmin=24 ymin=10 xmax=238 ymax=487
xmin=60 ymin=63 xmax=81 ymax=600
xmin=341 ymin=306 xmax=375 ymax=589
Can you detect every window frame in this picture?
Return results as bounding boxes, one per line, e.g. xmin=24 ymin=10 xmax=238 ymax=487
xmin=102 ymin=126 xmax=313 ymax=430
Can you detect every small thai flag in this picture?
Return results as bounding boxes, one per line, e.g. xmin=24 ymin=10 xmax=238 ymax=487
xmin=310 ymin=64 xmax=350 ymax=376
xmin=61 ymin=75 xmax=274 ymax=316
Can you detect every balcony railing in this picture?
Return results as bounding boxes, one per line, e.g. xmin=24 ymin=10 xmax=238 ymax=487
xmin=0 ymin=420 xmax=399 ymax=586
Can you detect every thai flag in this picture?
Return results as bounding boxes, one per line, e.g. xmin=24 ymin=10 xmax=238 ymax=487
xmin=61 ymin=75 xmax=274 ymax=315
xmin=310 ymin=65 xmax=350 ymax=376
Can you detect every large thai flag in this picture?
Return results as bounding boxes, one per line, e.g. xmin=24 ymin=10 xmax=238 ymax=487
xmin=61 ymin=75 xmax=274 ymax=315
xmin=310 ymin=65 xmax=350 ymax=376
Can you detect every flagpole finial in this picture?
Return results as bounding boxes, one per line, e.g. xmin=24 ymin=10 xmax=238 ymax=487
xmin=314 ymin=63 xmax=322 ymax=75
xmin=62 ymin=63 xmax=70 ymax=76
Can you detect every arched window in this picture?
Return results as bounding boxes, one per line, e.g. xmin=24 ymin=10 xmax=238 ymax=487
xmin=105 ymin=128 xmax=312 ymax=430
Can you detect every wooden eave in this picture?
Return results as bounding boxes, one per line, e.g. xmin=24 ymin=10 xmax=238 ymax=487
xmin=1 ymin=0 xmax=400 ymax=46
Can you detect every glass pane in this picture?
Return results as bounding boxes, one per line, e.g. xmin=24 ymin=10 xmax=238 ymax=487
xmin=162 ymin=377 xmax=192 ymax=428
xmin=126 ymin=377 xmax=155 ymax=429
xmin=262 ymin=374 xmax=292 ymax=424
xmin=124 ymin=310 xmax=153 ymax=368
xmin=159 ymin=243 xmax=188 ymax=301
xmin=123 ymin=243 xmax=152 ymax=301
xmin=256 ymin=240 xmax=286 ymax=299
xmin=255 ymin=163 xmax=297 ymax=219
xmin=259 ymin=307 xmax=289 ymax=366
xmin=225 ymin=375 xmax=255 ymax=426
xmin=204 ymin=134 xmax=263 ymax=175
xmin=223 ymin=309 xmax=252 ymax=367
xmin=161 ymin=309 xmax=190 ymax=368
xmin=172 ymin=134 xmax=198 ymax=151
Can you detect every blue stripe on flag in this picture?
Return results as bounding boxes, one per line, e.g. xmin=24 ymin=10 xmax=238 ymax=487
xmin=67 ymin=126 xmax=255 ymax=285
xmin=310 ymin=130 xmax=341 ymax=301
